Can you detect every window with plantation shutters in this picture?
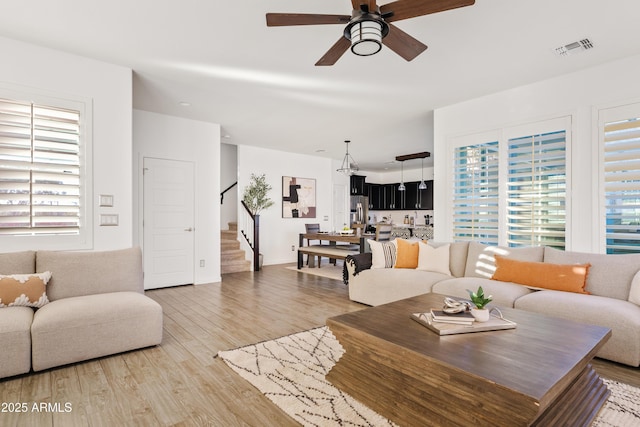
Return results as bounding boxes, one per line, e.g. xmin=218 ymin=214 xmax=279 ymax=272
xmin=506 ymin=130 xmax=566 ymax=249
xmin=453 ymin=141 xmax=499 ymax=245
xmin=0 ymin=98 xmax=81 ymax=236
xmin=600 ymin=103 xmax=640 ymax=254
xmin=450 ymin=117 xmax=569 ymax=248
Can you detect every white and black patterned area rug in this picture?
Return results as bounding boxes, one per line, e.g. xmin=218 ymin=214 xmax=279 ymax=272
xmin=217 ymin=327 xmax=640 ymax=427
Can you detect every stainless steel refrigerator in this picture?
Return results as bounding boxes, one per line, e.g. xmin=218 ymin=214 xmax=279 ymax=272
xmin=350 ymin=196 xmax=369 ymax=227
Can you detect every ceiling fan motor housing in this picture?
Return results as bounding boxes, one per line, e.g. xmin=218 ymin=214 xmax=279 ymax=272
xmin=344 ymin=12 xmax=390 ymax=56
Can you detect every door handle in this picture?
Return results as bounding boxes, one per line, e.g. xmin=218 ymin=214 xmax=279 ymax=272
xmin=184 ymin=227 xmax=193 ymax=232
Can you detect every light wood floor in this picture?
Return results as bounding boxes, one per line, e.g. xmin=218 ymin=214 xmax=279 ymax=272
xmin=1 ymin=264 xmax=638 ymax=426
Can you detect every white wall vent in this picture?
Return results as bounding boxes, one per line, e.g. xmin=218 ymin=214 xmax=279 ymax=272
xmin=554 ymin=38 xmax=594 ymax=56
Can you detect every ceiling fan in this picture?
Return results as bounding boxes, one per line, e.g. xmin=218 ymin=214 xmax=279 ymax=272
xmin=266 ymin=0 xmax=475 ymax=66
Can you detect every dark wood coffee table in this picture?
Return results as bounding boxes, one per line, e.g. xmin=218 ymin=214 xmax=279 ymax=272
xmin=326 ymin=293 xmax=611 ymax=427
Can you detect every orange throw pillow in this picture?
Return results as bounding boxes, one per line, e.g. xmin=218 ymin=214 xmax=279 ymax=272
xmin=0 ymin=272 xmax=51 ymax=308
xmin=394 ymin=239 xmax=419 ymax=269
xmin=492 ymin=255 xmax=590 ymax=294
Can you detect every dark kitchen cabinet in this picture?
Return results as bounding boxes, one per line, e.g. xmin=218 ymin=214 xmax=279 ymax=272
xmin=404 ymin=182 xmax=419 ymax=210
xmin=367 ymin=183 xmax=384 ymax=210
xmin=350 ymin=175 xmax=366 ymax=195
xmin=417 ymin=180 xmax=434 ymax=210
xmin=382 ymin=184 xmax=394 ymax=209
xmin=396 ymin=185 xmax=407 ymax=210
xmin=369 ymin=180 xmax=434 ymax=211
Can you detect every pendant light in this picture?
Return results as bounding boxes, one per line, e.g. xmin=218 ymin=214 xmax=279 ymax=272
xmin=337 ymin=140 xmax=359 ymax=176
xmin=398 ymin=161 xmax=406 ymax=191
xmin=418 ymin=158 xmax=427 ymax=190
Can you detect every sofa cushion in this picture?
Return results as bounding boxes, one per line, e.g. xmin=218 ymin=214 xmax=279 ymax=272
xmin=0 ymin=272 xmax=51 ymax=308
xmin=492 ymin=255 xmax=590 ymax=294
xmin=368 ymin=239 xmax=396 ymax=269
xmin=630 ymin=270 xmax=640 ymax=306
xmin=0 ymin=251 xmax=35 ymax=275
xmin=515 ymin=290 xmax=640 ymax=367
xmin=36 ymin=247 xmax=143 ymax=300
xmin=347 ymin=268 xmax=449 ymax=306
xmin=432 ymin=277 xmax=533 ymax=308
xmin=544 ymin=247 xmax=640 ymax=300
xmin=418 ymin=242 xmax=451 ymax=275
xmin=464 ymin=242 xmax=544 ymax=279
xmin=0 ymin=306 xmax=33 ymax=378
xmin=31 ymin=291 xmax=163 ymax=371
xmin=429 ymin=241 xmax=469 ymax=278
xmin=395 ymin=239 xmax=419 ymax=269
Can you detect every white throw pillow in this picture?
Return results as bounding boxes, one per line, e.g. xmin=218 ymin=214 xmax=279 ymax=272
xmin=368 ymin=239 xmax=396 ymax=269
xmin=629 ymin=270 xmax=640 ymax=306
xmin=417 ymin=242 xmax=451 ymax=275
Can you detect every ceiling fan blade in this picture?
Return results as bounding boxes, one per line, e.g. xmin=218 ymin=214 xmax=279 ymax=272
xmin=315 ymin=37 xmax=351 ymax=66
xmin=383 ymin=23 xmax=428 ymax=61
xmin=381 ymin=0 xmax=475 ymax=22
xmin=351 ymin=1 xmax=378 ymax=12
xmin=266 ymin=13 xmax=351 ymax=27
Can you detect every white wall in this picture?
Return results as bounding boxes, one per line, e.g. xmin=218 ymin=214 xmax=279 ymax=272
xmin=220 ymin=143 xmax=238 ymax=230
xmin=0 ymin=36 xmax=133 ymax=252
xmin=237 ymin=145 xmax=334 ymax=265
xmin=133 ymin=110 xmax=221 ymax=284
xmin=434 ymin=53 xmax=640 ymax=252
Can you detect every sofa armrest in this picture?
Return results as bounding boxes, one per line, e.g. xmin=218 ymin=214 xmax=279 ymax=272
xmin=343 ymin=252 xmax=373 ymax=285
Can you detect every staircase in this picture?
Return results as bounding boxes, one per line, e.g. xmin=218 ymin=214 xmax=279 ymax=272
xmin=221 ymin=222 xmax=252 ymax=274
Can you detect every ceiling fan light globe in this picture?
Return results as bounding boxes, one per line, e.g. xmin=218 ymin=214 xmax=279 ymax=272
xmin=350 ymin=20 xmax=383 ymax=56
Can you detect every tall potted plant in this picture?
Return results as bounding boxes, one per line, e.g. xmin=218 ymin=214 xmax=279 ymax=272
xmin=243 ymin=173 xmax=274 ymax=215
xmin=242 ymin=174 xmax=274 ymax=270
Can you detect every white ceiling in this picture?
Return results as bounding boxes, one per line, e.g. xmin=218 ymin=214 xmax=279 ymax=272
xmin=1 ymin=1 xmax=640 ymax=171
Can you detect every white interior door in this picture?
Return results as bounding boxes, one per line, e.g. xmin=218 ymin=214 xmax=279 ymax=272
xmin=143 ymin=157 xmax=195 ymax=289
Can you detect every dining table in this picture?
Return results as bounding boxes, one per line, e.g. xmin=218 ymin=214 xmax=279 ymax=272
xmin=299 ymin=232 xmax=374 ymax=254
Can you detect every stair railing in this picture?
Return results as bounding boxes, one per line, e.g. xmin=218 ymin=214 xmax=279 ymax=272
xmin=240 ymin=200 xmax=260 ymax=271
xmin=220 ymin=181 xmax=237 ymax=204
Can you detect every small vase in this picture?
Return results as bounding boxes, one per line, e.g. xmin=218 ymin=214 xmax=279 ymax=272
xmin=471 ymin=308 xmax=490 ymax=323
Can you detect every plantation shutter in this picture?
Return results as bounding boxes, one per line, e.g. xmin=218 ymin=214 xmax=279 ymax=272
xmin=453 ymin=141 xmax=499 ymax=245
xmin=506 ymin=131 xmax=566 ymax=248
xmin=0 ymin=98 xmax=81 ymax=235
xmin=603 ymin=115 xmax=640 ymax=254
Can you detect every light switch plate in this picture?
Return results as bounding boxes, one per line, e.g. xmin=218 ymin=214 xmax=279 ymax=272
xmin=100 ymin=214 xmax=119 ymax=226
xmin=99 ymin=194 xmax=114 ymax=207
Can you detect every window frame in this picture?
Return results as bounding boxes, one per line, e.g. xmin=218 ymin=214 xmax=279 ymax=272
xmin=0 ymin=84 xmax=93 ymax=250
xmin=597 ymin=101 xmax=640 ymax=254
xmin=449 ymin=117 xmax=571 ymax=248
xmin=503 ymin=119 xmax=571 ymax=249
xmin=452 ymin=139 xmax=500 ymax=245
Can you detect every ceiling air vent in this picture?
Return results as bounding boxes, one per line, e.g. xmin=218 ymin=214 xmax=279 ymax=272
xmin=554 ymin=38 xmax=594 ymax=57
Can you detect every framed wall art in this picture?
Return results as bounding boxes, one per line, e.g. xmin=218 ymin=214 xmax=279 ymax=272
xmin=282 ymin=176 xmax=316 ymax=218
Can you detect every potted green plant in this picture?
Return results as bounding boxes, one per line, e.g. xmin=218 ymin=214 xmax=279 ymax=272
xmin=242 ymin=173 xmax=274 ymax=215
xmin=242 ymin=174 xmax=274 ymax=270
xmin=467 ymin=286 xmax=493 ymax=322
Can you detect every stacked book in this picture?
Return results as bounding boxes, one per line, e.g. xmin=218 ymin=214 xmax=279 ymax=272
xmin=411 ymin=308 xmax=517 ymax=335
xmin=429 ymin=309 xmax=475 ymax=325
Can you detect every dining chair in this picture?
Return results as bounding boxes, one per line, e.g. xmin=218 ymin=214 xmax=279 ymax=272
xmin=375 ymin=223 xmax=393 ymax=242
xmin=304 ymin=223 xmax=321 ymax=265
xmin=305 ymin=223 xmax=320 ymax=234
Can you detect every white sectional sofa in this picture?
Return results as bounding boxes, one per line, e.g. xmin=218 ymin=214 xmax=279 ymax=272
xmin=0 ymin=247 xmax=163 ymax=379
xmin=345 ymin=241 xmax=640 ymax=367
